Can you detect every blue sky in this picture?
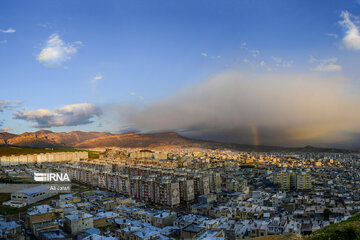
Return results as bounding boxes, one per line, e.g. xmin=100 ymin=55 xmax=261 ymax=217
xmin=1 ymin=0 xmax=360 ymax=147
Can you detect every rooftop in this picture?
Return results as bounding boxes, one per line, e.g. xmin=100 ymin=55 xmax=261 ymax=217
xmin=18 ymin=185 xmax=48 ymax=195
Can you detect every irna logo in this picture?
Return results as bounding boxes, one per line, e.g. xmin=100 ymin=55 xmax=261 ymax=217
xmin=34 ymin=173 xmax=70 ymax=182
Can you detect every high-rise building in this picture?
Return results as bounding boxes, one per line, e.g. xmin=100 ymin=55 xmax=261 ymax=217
xmin=273 ymin=171 xmax=312 ymax=191
xmin=296 ymin=172 xmax=312 ymax=190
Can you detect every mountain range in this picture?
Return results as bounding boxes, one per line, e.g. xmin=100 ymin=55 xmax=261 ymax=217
xmin=0 ymin=130 xmax=357 ymax=153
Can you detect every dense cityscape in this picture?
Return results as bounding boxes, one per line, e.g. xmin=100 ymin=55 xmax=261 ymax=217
xmin=0 ymin=148 xmax=359 ymax=239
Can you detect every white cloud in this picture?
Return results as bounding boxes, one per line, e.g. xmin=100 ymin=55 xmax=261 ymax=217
xmin=0 ymin=28 xmax=16 ymax=33
xmin=243 ymin=58 xmax=249 ymax=63
xmin=0 ymin=127 xmax=13 ymax=132
xmin=283 ymin=61 xmax=293 ymax=68
xmin=129 ymin=92 xmax=145 ymax=100
xmin=260 ymin=61 xmax=272 ymax=71
xmin=327 ymin=33 xmax=338 ymax=39
xmin=73 ymin=41 xmax=84 ymax=46
xmin=13 ymin=103 xmax=101 ymax=128
xmin=91 ymin=74 xmax=103 ymax=90
xmin=310 ymin=56 xmax=342 ymax=72
xmin=201 ymin=52 xmax=221 ymax=59
xmin=251 ymin=50 xmax=260 ymax=57
xmin=271 ymin=56 xmax=293 ymax=68
xmin=0 ymin=100 xmax=21 ymax=112
xmin=92 ymin=75 xmax=103 ymax=82
xmin=271 ymin=56 xmax=282 ymax=63
xmin=339 ymin=11 xmax=360 ymax=50
xmin=0 ymin=101 xmax=11 ymax=112
xmin=313 ymin=64 xmax=342 ymax=72
xmin=240 ymin=42 xmax=260 ymax=58
xmin=37 ymin=23 xmax=49 ymax=28
xmin=37 ymin=34 xmax=82 ymax=67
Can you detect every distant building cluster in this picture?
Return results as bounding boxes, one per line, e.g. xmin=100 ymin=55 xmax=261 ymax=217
xmin=129 ymin=151 xmax=167 ymax=160
xmin=0 ymin=151 xmax=88 ymax=166
xmin=95 ymin=149 xmax=176 ymax=168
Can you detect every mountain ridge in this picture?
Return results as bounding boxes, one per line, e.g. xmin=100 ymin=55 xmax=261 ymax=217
xmin=0 ymin=130 xmax=358 ymax=153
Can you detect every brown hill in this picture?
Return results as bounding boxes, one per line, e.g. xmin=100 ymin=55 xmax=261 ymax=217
xmin=73 ymin=132 xmax=204 ymax=149
xmin=5 ymin=130 xmax=111 ymax=148
xmin=1 ymin=130 xmax=204 ymax=149
xmin=0 ymin=132 xmax=18 ymax=145
xmin=0 ymin=132 xmax=18 ymax=139
xmin=0 ymin=130 xmax=228 ymax=150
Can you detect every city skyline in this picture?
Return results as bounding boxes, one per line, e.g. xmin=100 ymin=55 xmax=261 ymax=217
xmin=2 ymin=0 xmax=360 ymax=148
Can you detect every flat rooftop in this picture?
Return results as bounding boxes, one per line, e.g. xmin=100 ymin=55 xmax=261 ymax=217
xmin=17 ymin=185 xmax=48 ymax=195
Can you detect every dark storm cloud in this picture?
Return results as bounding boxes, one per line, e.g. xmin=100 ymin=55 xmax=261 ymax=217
xmin=117 ymin=72 xmax=360 ymax=147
